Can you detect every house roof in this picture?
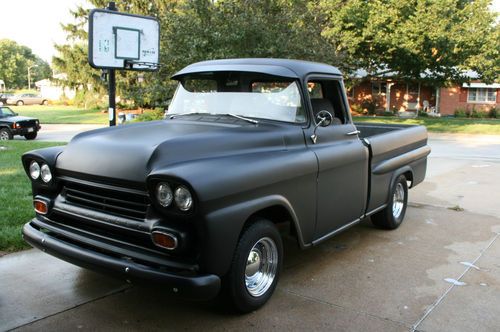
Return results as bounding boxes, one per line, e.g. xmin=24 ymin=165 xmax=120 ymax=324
xmin=352 ymin=67 xmax=482 ymax=81
xmin=172 ymin=58 xmax=343 ymax=80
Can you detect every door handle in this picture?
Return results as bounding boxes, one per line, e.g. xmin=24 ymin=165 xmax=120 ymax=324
xmin=346 ymin=130 xmax=360 ymax=136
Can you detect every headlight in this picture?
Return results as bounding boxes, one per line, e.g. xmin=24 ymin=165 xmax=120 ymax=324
xmin=156 ymin=182 xmax=173 ymax=207
xmin=174 ymin=186 xmax=193 ymax=211
xmin=29 ymin=161 xmax=40 ymax=180
xmin=40 ymin=164 xmax=52 ymax=183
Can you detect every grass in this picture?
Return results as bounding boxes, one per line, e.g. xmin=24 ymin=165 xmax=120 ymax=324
xmin=0 ymin=140 xmax=66 ymax=253
xmin=353 ymin=116 xmax=500 ymax=135
xmin=11 ymin=105 xmax=108 ymax=124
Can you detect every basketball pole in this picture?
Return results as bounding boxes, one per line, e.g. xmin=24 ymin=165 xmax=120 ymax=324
xmin=107 ymin=1 xmax=117 ymax=127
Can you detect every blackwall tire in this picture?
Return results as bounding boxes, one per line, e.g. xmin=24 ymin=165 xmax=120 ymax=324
xmin=371 ymin=175 xmax=408 ymax=230
xmin=25 ymin=132 xmax=37 ymax=140
xmin=226 ymin=219 xmax=283 ymax=313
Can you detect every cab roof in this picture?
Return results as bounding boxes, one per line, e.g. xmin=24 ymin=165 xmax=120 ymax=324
xmin=172 ymin=58 xmax=342 ymax=80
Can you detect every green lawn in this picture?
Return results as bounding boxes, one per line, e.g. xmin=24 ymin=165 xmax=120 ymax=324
xmin=354 ymin=116 xmax=500 ymax=135
xmin=11 ymin=105 xmax=108 ymax=124
xmin=0 ymin=141 xmax=66 ymax=253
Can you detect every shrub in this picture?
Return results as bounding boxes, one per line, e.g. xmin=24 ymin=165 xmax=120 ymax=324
xmin=471 ymin=109 xmax=488 ymax=118
xmin=418 ymin=110 xmax=429 ymax=117
xmin=133 ymin=108 xmax=165 ymax=122
xmin=361 ymin=100 xmax=377 ymax=115
xmin=489 ymin=108 xmax=498 ymax=119
xmin=350 ymin=103 xmax=364 ymax=116
xmin=454 ymin=108 xmax=468 ymax=118
xmin=73 ymin=90 xmax=106 ymax=110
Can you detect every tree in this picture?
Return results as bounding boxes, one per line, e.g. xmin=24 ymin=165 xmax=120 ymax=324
xmin=319 ymin=0 xmax=499 ymax=84
xmin=53 ymin=0 xmax=336 ymax=107
xmin=0 ymin=39 xmax=51 ymax=89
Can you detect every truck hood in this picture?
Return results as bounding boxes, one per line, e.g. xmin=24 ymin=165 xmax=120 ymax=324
xmin=56 ymin=119 xmax=297 ymax=183
xmin=2 ymin=115 xmax=37 ymax=123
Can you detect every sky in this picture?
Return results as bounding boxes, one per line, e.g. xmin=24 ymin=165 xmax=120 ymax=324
xmin=0 ymin=0 xmax=499 ymax=65
xmin=0 ymin=0 xmax=89 ymax=63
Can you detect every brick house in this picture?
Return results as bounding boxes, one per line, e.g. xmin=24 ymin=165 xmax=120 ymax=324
xmin=349 ymin=70 xmax=499 ymax=116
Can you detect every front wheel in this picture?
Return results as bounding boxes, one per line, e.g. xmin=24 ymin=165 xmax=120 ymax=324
xmin=0 ymin=128 xmax=12 ymax=140
xmin=41 ymin=100 xmax=48 ymax=105
xmin=226 ymin=219 xmax=283 ymax=313
xmin=16 ymin=100 xmax=24 ymax=106
xmin=24 ymin=132 xmax=37 ymax=140
xmin=371 ymin=175 xmax=408 ymax=229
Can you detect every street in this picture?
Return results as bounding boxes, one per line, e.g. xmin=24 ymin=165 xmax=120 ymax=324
xmin=1 ymin=131 xmax=499 ymax=331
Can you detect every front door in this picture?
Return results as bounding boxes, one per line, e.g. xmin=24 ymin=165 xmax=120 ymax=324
xmin=304 ymin=78 xmax=369 ymax=241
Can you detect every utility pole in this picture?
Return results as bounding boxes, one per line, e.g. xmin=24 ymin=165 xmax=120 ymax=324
xmin=28 ymin=64 xmax=38 ymax=90
xmin=107 ymin=1 xmax=117 ymax=126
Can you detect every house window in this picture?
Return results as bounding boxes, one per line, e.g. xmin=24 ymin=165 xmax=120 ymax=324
xmin=467 ymin=88 xmax=496 ymax=103
xmin=371 ymin=82 xmax=386 ymax=96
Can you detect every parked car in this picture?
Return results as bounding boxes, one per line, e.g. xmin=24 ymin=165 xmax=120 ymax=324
xmin=0 ymin=93 xmax=15 ymax=104
xmin=21 ymin=59 xmax=430 ymax=312
xmin=0 ymin=106 xmax=41 ymax=140
xmin=6 ymin=93 xmax=48 ymax=106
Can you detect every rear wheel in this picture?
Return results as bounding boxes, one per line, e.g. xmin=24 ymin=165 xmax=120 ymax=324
xmin=371 ymin=175 xmax=408 ymax=229
xmin=0 ymin=128 xmax=12 ymax=140
xmin=16 ymin=100 xmax=24 ymax=106
xmin=25 ymin=132 xmax=37 ymax=140
xmin=226 ymin=219 xmax=283 ymax=313
xmin=41 ymin=100 xmax=48 ymax=105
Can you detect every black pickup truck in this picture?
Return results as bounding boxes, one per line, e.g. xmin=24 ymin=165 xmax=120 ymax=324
xmin=22 ymin=59 xmax=430 ymax=312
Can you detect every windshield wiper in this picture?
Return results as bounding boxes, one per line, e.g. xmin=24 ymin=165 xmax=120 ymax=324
xmin=169 ymin=112 xmax=259 ymax=124
xmin=169 ymin=112 xmax=209 ymax=119
xmin=225 ymin=113 xmax=259 ymax=124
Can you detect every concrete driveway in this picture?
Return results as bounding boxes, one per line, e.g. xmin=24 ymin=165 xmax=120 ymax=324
xmin=1 ymin=133 xmax=499 ymax=331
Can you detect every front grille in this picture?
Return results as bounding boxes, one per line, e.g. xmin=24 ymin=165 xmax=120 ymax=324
xmin=62 ymin=179 xmax=151 ymax=220
xmin=18 ymin=120 xmax=37 ymax=128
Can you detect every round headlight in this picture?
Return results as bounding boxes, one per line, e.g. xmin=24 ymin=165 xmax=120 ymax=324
xmin=156 ymin=183 xmax=173 ymax=207
xmin=29 ymin=161 xmax=40 ymax=180
xmin=40 ymin=164 xmax=52 ymax=183
xmin=174 ymin=186 xmax=193 ymax=211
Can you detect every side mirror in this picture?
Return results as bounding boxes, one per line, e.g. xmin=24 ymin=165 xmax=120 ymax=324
xmin=315 ymin=110 xmax=333 ymax=127
xmin=310 ymin=110 xmax=333 ymax=144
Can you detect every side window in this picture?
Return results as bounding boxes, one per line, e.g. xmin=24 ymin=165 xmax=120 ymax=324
xmin=308 ymin=79 xmax=348 ymax=125
xmin=307 ymin=82 xmax=323 ymax=98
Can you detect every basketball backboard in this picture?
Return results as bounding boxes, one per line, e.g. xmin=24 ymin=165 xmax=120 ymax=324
xmin=88 ymin=9 xmax=160 ymax=71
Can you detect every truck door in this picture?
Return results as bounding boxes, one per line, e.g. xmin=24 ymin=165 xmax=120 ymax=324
xmin=304 ymin=78 xmax=369 ymax=242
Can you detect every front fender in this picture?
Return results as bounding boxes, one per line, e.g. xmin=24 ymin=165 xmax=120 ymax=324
xmin=199 ymin=195 xmax=306 ymax=276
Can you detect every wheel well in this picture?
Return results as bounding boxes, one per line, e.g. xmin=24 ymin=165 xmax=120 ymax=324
xmin=244 ymin=205 xmax=298 ymax=241
xmin=403 ymin=170 xmax=414 ymax=188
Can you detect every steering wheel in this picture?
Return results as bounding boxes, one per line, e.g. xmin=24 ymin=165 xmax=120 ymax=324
xmin=315 ymin=110 xmax=333 ymax=127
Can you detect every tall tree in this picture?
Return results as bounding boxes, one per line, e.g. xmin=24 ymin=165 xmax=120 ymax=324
xmin=320 ymin=0 xmax=499 ymax=84
xmin=53 ymin=0 xmax=335 ymax=106
xmin=0 ymin=39 xmax=51 ymax=89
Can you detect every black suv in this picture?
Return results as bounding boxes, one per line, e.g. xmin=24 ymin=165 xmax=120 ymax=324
xmin=0 ymin=106 xmax=41 ymax=140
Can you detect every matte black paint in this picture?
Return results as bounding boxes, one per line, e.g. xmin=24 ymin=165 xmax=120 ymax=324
xmin=21 ymin=59 xmax=429 ymax=297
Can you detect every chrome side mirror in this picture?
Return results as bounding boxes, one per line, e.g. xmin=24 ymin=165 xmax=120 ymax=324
xmin=311 ymin=110 xmax=333 ymax=144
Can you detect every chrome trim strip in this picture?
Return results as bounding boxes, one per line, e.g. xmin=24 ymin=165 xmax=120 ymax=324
xmin=312 ymin=218 xmax=361 ymax=246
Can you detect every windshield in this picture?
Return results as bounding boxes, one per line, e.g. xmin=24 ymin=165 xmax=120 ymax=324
xmin=169 ymin=73 xmax=305 ymax=123
xmin=0 ymin=107 xmax=15 ymax=117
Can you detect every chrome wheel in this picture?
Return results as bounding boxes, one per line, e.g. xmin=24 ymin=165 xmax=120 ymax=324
xmin=0 ymin=130 xmax=10 ymax=140
xmin=392 ymin=182 xmax=405 ymax=218
xmin=245 ymin=237 xmax=278 ymax=297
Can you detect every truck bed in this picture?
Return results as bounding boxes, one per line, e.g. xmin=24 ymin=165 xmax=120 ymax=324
xmin=354 ymin=122 xmax=431 ymax=213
